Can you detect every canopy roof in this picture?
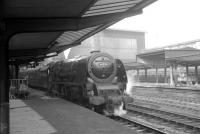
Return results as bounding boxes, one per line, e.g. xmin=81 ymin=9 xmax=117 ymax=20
xmin=136 ymin=47 xmax=200 ymax=67
xmin=124 ymin=62 xmax=152 ymax=70
xmin=2 ymin=0 xmax=157 ymax=65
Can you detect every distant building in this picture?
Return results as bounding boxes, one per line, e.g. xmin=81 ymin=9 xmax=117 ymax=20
xmin=68 ymin=29 xmax=145 ymax=64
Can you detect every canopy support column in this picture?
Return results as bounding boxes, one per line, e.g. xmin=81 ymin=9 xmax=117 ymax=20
xmin=156 ymin=67 xmax=158 ymax=84
xmin=195 ymin=65 xmax=198 ymax=85
xmin=15 ymin=64 xmax=19 ymax=79
xmin=164 ymin=67 xmax=167 ymax=83
xmin=0 ymin=33 xmax=9 ymax=134
xmin=145 ymin=69 xmax=147 ymax=82
xmin=137 ymin=69 xmax=139 ymax=82
xmin=169 ymin=65 xmax=174 ymax=87
xmin=186 ymin=65 xmax=189 ymax=85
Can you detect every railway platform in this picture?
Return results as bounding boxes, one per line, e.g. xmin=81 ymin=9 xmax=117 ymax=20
xmin=132 ymin=82 xmax=200 ymax=91
xmin=10 ymin=88 xmax=136 ymax=134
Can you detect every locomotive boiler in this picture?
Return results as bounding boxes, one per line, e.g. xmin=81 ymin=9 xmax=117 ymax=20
xmin=25 ymin=51 xmax=133 ymax=115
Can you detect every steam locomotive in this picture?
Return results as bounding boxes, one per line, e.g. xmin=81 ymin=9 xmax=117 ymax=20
xmin=22 ymin=51 xmax=133 ymax=115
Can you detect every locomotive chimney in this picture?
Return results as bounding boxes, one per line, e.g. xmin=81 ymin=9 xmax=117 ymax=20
xmin=90 ymin=50 xmax=100 ymax=54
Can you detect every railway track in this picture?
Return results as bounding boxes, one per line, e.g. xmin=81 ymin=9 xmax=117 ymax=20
xmin=132 ymin=94 xmax=200 ymax=108
xmin=122 ymin=103 xmax=200 ymax=134
xmin=131 ymin=87 xmax=200 ymax=118
xmin=116 ymin=85 xmax=200 ymax=133
xmin=110 ymin=115 xmax=166 ymax=134
xmin=132 ymin=96 xmax=200 ymax=118
xmin=131 ymin=86 xmax=200 ymax=106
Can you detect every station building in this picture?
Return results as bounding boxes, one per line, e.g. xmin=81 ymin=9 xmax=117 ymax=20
xmin=67 ymin=29 xmax=145 ymax=65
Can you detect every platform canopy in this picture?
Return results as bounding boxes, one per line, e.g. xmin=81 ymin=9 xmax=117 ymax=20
xmin=124 ymin=62 xmax=152 ymax=70
xmin=136 ymin=47 xmax=200 ymax=68
xmin=1 ymin=0 xmax=157 ymax=65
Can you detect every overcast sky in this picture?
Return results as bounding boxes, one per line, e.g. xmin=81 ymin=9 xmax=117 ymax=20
xmin=109 ymin=0 xmax=200 ymax=49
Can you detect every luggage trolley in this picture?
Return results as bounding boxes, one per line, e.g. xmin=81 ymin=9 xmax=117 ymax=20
xmin=9 ymin=79 xmax=30 ymax=99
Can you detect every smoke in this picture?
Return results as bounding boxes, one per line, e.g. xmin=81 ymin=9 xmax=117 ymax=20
xmin=125 ymin=70 xmax=136 ymax=96
xmin=113 ymin=102 xmax=127 ymax=116
xmin=126 ymin=80 xmax=132 ymax=95
xmin=64 ymin=48 xmax=71 ymax=59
